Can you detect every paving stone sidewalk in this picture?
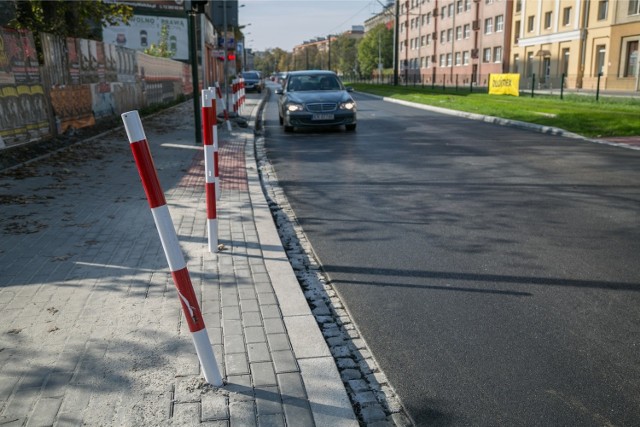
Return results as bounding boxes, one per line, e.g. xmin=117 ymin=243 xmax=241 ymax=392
xmin=0 ymin=97 xmax=356 ymax=426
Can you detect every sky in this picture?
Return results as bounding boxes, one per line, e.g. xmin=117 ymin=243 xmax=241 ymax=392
xmin=239 ymin=0 xmax=387 ymax=52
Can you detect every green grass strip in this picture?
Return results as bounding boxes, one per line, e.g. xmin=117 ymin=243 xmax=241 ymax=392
xmin=348 ymin=83 xmax=640 ymax=138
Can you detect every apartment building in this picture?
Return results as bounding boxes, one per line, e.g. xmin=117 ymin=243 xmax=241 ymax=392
xmin=511 ymin=0 xmax=640 ymax=91
xmin=400 ymin=0 xmax=513 ymax=85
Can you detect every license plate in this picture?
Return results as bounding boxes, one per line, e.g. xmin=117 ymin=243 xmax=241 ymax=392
xmin=312 ymin=114 xmax=334 ymax=121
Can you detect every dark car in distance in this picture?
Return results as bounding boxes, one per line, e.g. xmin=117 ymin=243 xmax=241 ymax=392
xmin=275 ymin=70 xmax=356 ymax=132
xmin=241 ymin=71 xmax=263 ymax=93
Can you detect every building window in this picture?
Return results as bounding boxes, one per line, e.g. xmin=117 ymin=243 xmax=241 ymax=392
xmin=440 ymin=54 xmax=445 ymax=67
xmin=514 ymin=20 xmax=520 ymax=44
xmin=528 ymin=16 xmax=535 ymax=32
xmin=427 ymin=12 xmax=431 ymax=24
xmin=446 ymin=53 xmax=453 ymax=66
xmin=544 ymin=11 xmax=552 ymax=29
xmin=562 ymin=48 xmax=570 ymax=75
xmin=495 ymin=15 xmax=504 ymax=32
xmin=441 ymin=30 xmax=446 ymax=43
xmin=455 ymin=52 xmax=462 ymax=66
xmin=629 ymin=0 xmax=640 ymax=15
xmin=515 ymin=0 xmax=522 ymax=13
xmin=456 ymin=26 xmax=463 ymax=39
xmin=485 ymin=17 xmax=493 ymax=34
xmin=563 ymin=7 xmax=572 ymax=26
xmin=447 ymin=28 xmax=453 ymax=42
xmin=465 ymin=0 xmax=472 ymax=11
xmin=421 ymin=35 xmax=426 ymax=46
xmin=483 ymin=48 xmax=491 ymax=63
xmin=624 ymin=41 xmax=638 ymax=77
xmin=597 ymin=0 xmax=608 ymax=19
xmin=494 ymin=46 xmax=502 ymax=62
xmin=513 ymin=54 xmax=520 ymax=73
xmin=427 ymin=34 xmax=432 ymax=45
xmin=457 ymin=0 xmax=463 ymax=13
xmin=441 ymin=6 xmax=447 ymax=17
xmin=448 ymin=3 xmax=454 ymax=17
xmin=464 ymin=24 xmax=471 ymax=38
xmin=463 ymin=51 xmax=470 ymax=65
xmin=595 ymin=45 xmax=606 ymax=75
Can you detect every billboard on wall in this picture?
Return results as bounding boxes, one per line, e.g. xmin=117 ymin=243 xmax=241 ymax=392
xmin=102 ymin=14 xmax=189 ymax=61
xmin=0 ymin=28 xmax=50 ymax=146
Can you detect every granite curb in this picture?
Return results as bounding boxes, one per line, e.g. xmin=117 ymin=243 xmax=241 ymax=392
xmin=357 ymin=91 xmax=640 ymax=151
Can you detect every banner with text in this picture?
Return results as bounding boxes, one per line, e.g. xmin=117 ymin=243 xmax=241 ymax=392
xmin=489 ymin=74 xmax=520 ymax=96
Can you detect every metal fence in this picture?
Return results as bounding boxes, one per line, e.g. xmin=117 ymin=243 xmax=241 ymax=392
xmin=344 ymin=71 xmax=635 ymax=101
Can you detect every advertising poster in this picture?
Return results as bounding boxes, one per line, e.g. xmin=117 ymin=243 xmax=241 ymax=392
xmin=0 ymin=28 xmax=48 ymax=147
xmin=102 ymin=14 xmax=188 ymax=60
xmin=50 ymin=85 xmax=95 ymax=133
xmin=67 ymin=38 xmax=81 ymax=85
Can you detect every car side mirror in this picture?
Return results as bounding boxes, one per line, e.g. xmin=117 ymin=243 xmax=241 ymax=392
xmin=275 ymin=88 xmax=283 ymax=95
xmin=346 ymin=86 xmax=354 ymax=92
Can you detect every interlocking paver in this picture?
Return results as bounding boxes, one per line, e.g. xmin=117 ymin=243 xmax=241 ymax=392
xmin=0 ymin=97 xmax=356 ymax=426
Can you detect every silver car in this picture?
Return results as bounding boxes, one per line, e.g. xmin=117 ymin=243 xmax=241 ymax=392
xmin=275 ymin=70 xmax=357 ymax=133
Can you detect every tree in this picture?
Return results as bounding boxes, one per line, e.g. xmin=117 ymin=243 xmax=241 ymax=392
xmin=144 ymin=23 xmax=173 ymax=58
xmin=357 ymin=23 xmax=393 ymax=77
xmin=333 ymin=34 xmax=359 ymax=76
xmin=254 ymin=48 xmax=293 ymax=75
xmin=8 ymin=0 xmax=133 ymax=40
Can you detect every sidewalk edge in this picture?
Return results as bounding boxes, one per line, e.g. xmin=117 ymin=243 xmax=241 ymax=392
xmin=241 ymin=100 xmax=359 ymax=427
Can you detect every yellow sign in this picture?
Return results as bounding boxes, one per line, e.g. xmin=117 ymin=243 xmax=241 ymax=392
xmin=489 ymin=73 xmax=520 ymax=96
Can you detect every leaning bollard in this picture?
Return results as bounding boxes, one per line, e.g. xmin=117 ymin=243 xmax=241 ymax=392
xmin=121 ymin=110 xmax=223 ymax=387
xmin=201 ymin=90 xmax=218 ymax=252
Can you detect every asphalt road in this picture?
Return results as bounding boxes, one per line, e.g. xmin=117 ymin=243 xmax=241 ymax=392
xmin=262 ymin=87 xmax=640 ymax=426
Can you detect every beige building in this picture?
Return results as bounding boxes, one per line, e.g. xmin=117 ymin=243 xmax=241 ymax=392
xmin=400 ymin=0 xmax=513 ymax=86
xmin=511 ymin=0 xmax=640 ymax=91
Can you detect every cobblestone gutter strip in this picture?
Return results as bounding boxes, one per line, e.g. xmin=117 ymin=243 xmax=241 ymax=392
xmin=253 ymin=99 xmax=412 ymax=427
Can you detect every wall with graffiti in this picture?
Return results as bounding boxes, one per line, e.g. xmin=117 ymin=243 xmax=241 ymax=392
xmin=0 ymin=27 xmax=192 ymax=149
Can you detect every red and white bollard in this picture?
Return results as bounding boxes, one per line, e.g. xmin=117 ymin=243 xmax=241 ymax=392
xmin=121 ymin=110 xmax=223 ymax=387
xmin=232 ymin=78 xmax=238 ymax=115
xmin=201 ymin=89 xmax=219 ymax=252
xmin=213 ymin=82 xmax=232 ymax=132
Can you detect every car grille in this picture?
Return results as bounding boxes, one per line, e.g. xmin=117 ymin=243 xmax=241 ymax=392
xmin=306 ymin=103 xmax=337 ymax=112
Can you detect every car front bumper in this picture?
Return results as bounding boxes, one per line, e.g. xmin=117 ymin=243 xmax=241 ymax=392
xmin=285 ymin=110 xmax=356 ymax=127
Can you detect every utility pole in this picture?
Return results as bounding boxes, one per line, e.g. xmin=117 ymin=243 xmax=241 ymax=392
xmin=328 ymin=35 xmax=331 ymax=71
xmin=393 ymin=0 xmax=400 ymax=85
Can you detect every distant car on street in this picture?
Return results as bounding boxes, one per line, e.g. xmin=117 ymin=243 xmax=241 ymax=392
xmin=275 ymin=70 xmax=357 ymax=133
xmin=241 ymin=71 xmax=263 ymax=93
xmin=277 ymin=72 xmax=288 ymax=86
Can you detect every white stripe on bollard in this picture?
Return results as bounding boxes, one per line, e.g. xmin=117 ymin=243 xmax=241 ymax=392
xmin=151 ymin=206 xmax=187 ymax=271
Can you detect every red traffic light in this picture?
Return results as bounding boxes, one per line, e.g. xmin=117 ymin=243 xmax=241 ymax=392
xmin=227 ymin=54 xmax=236 ymax=60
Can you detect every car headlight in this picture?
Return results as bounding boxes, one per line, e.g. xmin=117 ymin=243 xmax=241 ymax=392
xmin=286 ymin=103 xmax=304 ymax=112
xmin=339 ymin=101 xmax=356 ymax=110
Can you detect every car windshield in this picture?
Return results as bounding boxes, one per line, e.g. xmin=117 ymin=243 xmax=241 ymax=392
xmin=242 ymin=72 xmax=260 ymax=79
xmin=287 ymin=74 xmax=342 ymax=92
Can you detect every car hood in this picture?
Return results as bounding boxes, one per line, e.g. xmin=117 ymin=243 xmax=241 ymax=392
xmin=286 ymin=91 xmax=352 ymax=104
